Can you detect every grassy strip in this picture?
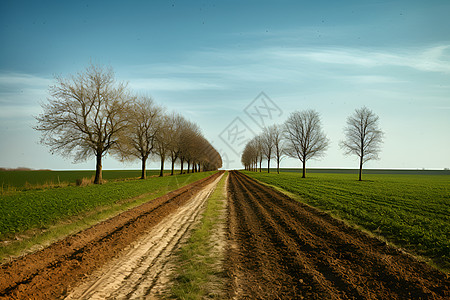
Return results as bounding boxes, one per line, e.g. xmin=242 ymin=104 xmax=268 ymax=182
xmin=170 ymin=172 xmax=228 ymax=299
xmin=242 ymin=171 xmax=450 ymax=272
xmin=0 ymin=171 xmax=215 ymax=262
xmin=0 ymin=169 xmax=171 ymax=192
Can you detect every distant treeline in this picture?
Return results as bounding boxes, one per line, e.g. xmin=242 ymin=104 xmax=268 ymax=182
xmin=0 ymin=167 xmax=51 ymax=172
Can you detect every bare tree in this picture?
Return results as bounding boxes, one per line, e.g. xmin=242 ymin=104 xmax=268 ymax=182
xmin=261 ymin=127 xmax=275 ymax=173
xmin=178 ymin=120 xmax=200 ymax=174
xmin=34 ymin=64 xmax=132 ymax=184
xmin=241 ymin=137 xmax=260 ymax=171
xmin=271 ymin=124 xmax=285 ymax=174
xmin=154 ymin=114 xmax=173 ymax=177
xmin=114 ymin=96 xmax=162 ymax=179
xmin=167 ymin=113 xmax=185 ymax=176
xmin=254 ymin=135 xmax=263 ymax=172
xmin=284 ymin=110 xmax=329 ymax=178
xmin=340 ymin=106 xmax=383 ymax=181
xmin=241 ymin=142 xmax=256 ymax=171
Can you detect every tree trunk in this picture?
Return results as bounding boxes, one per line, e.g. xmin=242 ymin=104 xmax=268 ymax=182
xmin=94 ymin=152 xmax=103 ymax=184
xmin=267 ymin=158 xmax=270 ymax=173
xmin=302 ymin=160 xmax=306 ymax=178
xmin=187 ymin=161 xmax=190 ymax=174
xmin=277 ymin=157 xmax=280 ymax=174
xmin=359 ymin=156 xmax=363 ymax=181
xmin=180 ymin=159 xmax=184 ymax=174
xmin=259 ymin=159 xmax=262 ymax=172
xmin=171 ymin=158 xmax=175 ymax=176
xmin=159 ymin=156 xmax=165 ymax=177
xmin=141 ymin=156 xmax=147 ymax=179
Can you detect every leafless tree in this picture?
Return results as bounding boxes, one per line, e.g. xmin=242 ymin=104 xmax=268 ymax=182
xmin=284 ymin=110 xmax=329 ymax=178
xmin=271 ymin=124 xmax=286 ymax=174
xmin=241 ymin=142 xmax=256 ymax=171
xmin=179 ymin=129 xmax=221 ymax=173
xmin=154 ymin=114 xmax=174 ymax=177
xmin=166 ymin=113 xmax=185 ymax=176
xmin=241 ymin=136 xmax=264 ymax=172
xmin=114 ymin=96 xmax=162 ymax=179
xmin=340 ymin=106 xmax=383 ymax=181
xmin=34 ymin=64 xmax=132 ymax=184
xmin=253 ymin=135 xmax=263 ymax=172
xmin=178 ymin=120 xmax=200 ymax=174
xmin=261 ymin=127 xmax=275 ymax=173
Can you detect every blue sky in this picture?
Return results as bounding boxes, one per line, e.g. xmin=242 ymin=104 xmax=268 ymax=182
xmin=1 ymin=0 xmax=449 ymax=170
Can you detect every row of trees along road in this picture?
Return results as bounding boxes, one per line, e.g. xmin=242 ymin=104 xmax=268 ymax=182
xmin=241 ymin=108 xmax=383 ymax=181
xmin=34 ymin=64 xmax=222 ymax=184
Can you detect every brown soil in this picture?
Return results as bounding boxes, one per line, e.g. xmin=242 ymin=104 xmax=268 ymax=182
xmin=65 ymin=173 xmax=224 ymax=299
xmin=226 ymin=171 xmax=450 ymax=299
xmin=0 ymin=171 xmax=224 ymax=300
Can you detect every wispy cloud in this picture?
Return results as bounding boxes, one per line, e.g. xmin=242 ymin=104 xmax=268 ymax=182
xmin=268 ymin=45 xmax=450 ymax=73
xmin=0 ymin=73 xmax=50 ymax=120
xmin=338 ymin=75 xmax=406 ymax=85
xmin=125 ymin=44 xmax=450 ymax=94
xmin=128 ymin=77 xmax=224 ymax=92
xmin=0 ymin=73 xmax=52 ymax=88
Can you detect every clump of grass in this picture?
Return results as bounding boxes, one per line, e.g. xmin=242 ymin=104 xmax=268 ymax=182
xmin=23 ymin=179 xmax=69 ymax=190
xmin=170 ymin=172 xmax=228 ymax=299
xmin=75 ymin=176 xmax=97 ymax=186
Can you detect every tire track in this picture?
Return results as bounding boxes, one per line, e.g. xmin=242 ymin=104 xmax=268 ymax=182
xmin=0 ymin=171 xmax=223 ymax=300
xmin=65 ymin=173 xmax=224 ymax=299
xmin=227 ymin=171 xmax=450 ymax=299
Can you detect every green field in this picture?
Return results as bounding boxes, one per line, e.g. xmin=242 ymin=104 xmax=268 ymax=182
xmin=0 ymin=171 xmax=216 ymax=240
xmin=0 ymin=169 xmax=171 ymax=191
xmin=242 ymin=170 xmax=450 ymax=271
xmin=266 ymin=168 xmax=450 ymax=175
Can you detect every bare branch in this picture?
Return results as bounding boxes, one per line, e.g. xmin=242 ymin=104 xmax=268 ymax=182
xmin=34 ymin=63 xmax=132 ymax=183
xmin=283 ymin=110 xmax=329 ymax=178
xmin=340 ymin=106 xmax=384 ymax=180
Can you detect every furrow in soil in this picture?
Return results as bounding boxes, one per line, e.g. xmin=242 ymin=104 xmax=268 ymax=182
xmin=226 ymin=171 xmax=450 ymax=300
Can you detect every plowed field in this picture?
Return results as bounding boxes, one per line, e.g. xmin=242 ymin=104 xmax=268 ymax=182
xmin=227 ymin=171 xmax=449 ymax=299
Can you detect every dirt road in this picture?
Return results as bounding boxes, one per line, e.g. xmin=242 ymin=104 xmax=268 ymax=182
xmin=65 ymin=172 xmax=224 ymax=299
xmin=0 ymin=171 xmax=223 ymax=299
xmin=227 ymin=171 xmax=450 ymax=299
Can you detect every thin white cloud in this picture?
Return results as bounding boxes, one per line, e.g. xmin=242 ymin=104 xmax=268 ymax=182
xmin=338 ymin=75 xmax=406 ymax=85
xmin=124 ymin=44 xmax=450 ymax=95
xmin=128 ymin=77 xmax=224 ymax=92
xmin=268 ymin=45 xmax=450 ymax=73
xmin=0 ymin=73 xmax=52 ymax=89
xmin=0 ymin=73 xmax=50 ymax=107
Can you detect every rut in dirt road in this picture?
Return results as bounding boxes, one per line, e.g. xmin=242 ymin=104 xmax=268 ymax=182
xmin=66 ymin=173 xmax=224 ymax=299
xmin=227 ymin=171 xmax=450 ymax=299
xmin=0 ymin=171 xmax=224 ymax=300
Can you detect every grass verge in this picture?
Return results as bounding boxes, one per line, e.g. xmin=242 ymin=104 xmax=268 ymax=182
xmin=169 ymin=172 xmax=228 ymax=299
xmin=0 ymin=171 xmax=216 ymax=263
xmin=242 ymin=171 xmax=450 ymax=273
xmin=0 ymin=169 xmax=172 ymax=193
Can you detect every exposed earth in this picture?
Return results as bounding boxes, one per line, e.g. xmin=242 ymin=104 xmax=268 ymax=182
xmin=1 ymin=170 xmax=449 ymax=299
xmin=226 ymin=171 xmax=449 ymax=299
xmin=0 ymin=171 xmax=224 ymax=299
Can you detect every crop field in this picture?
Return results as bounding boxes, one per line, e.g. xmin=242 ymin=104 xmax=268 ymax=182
xmin=242 ymin=170 xmax=450 ymax=271
xmin=0 ymin=171 xmax=216 ymax=240
xmin=0 ymin=169 xmax=170 ymax=191
xmin=274 ymin=168 xmax=450 ymax=175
